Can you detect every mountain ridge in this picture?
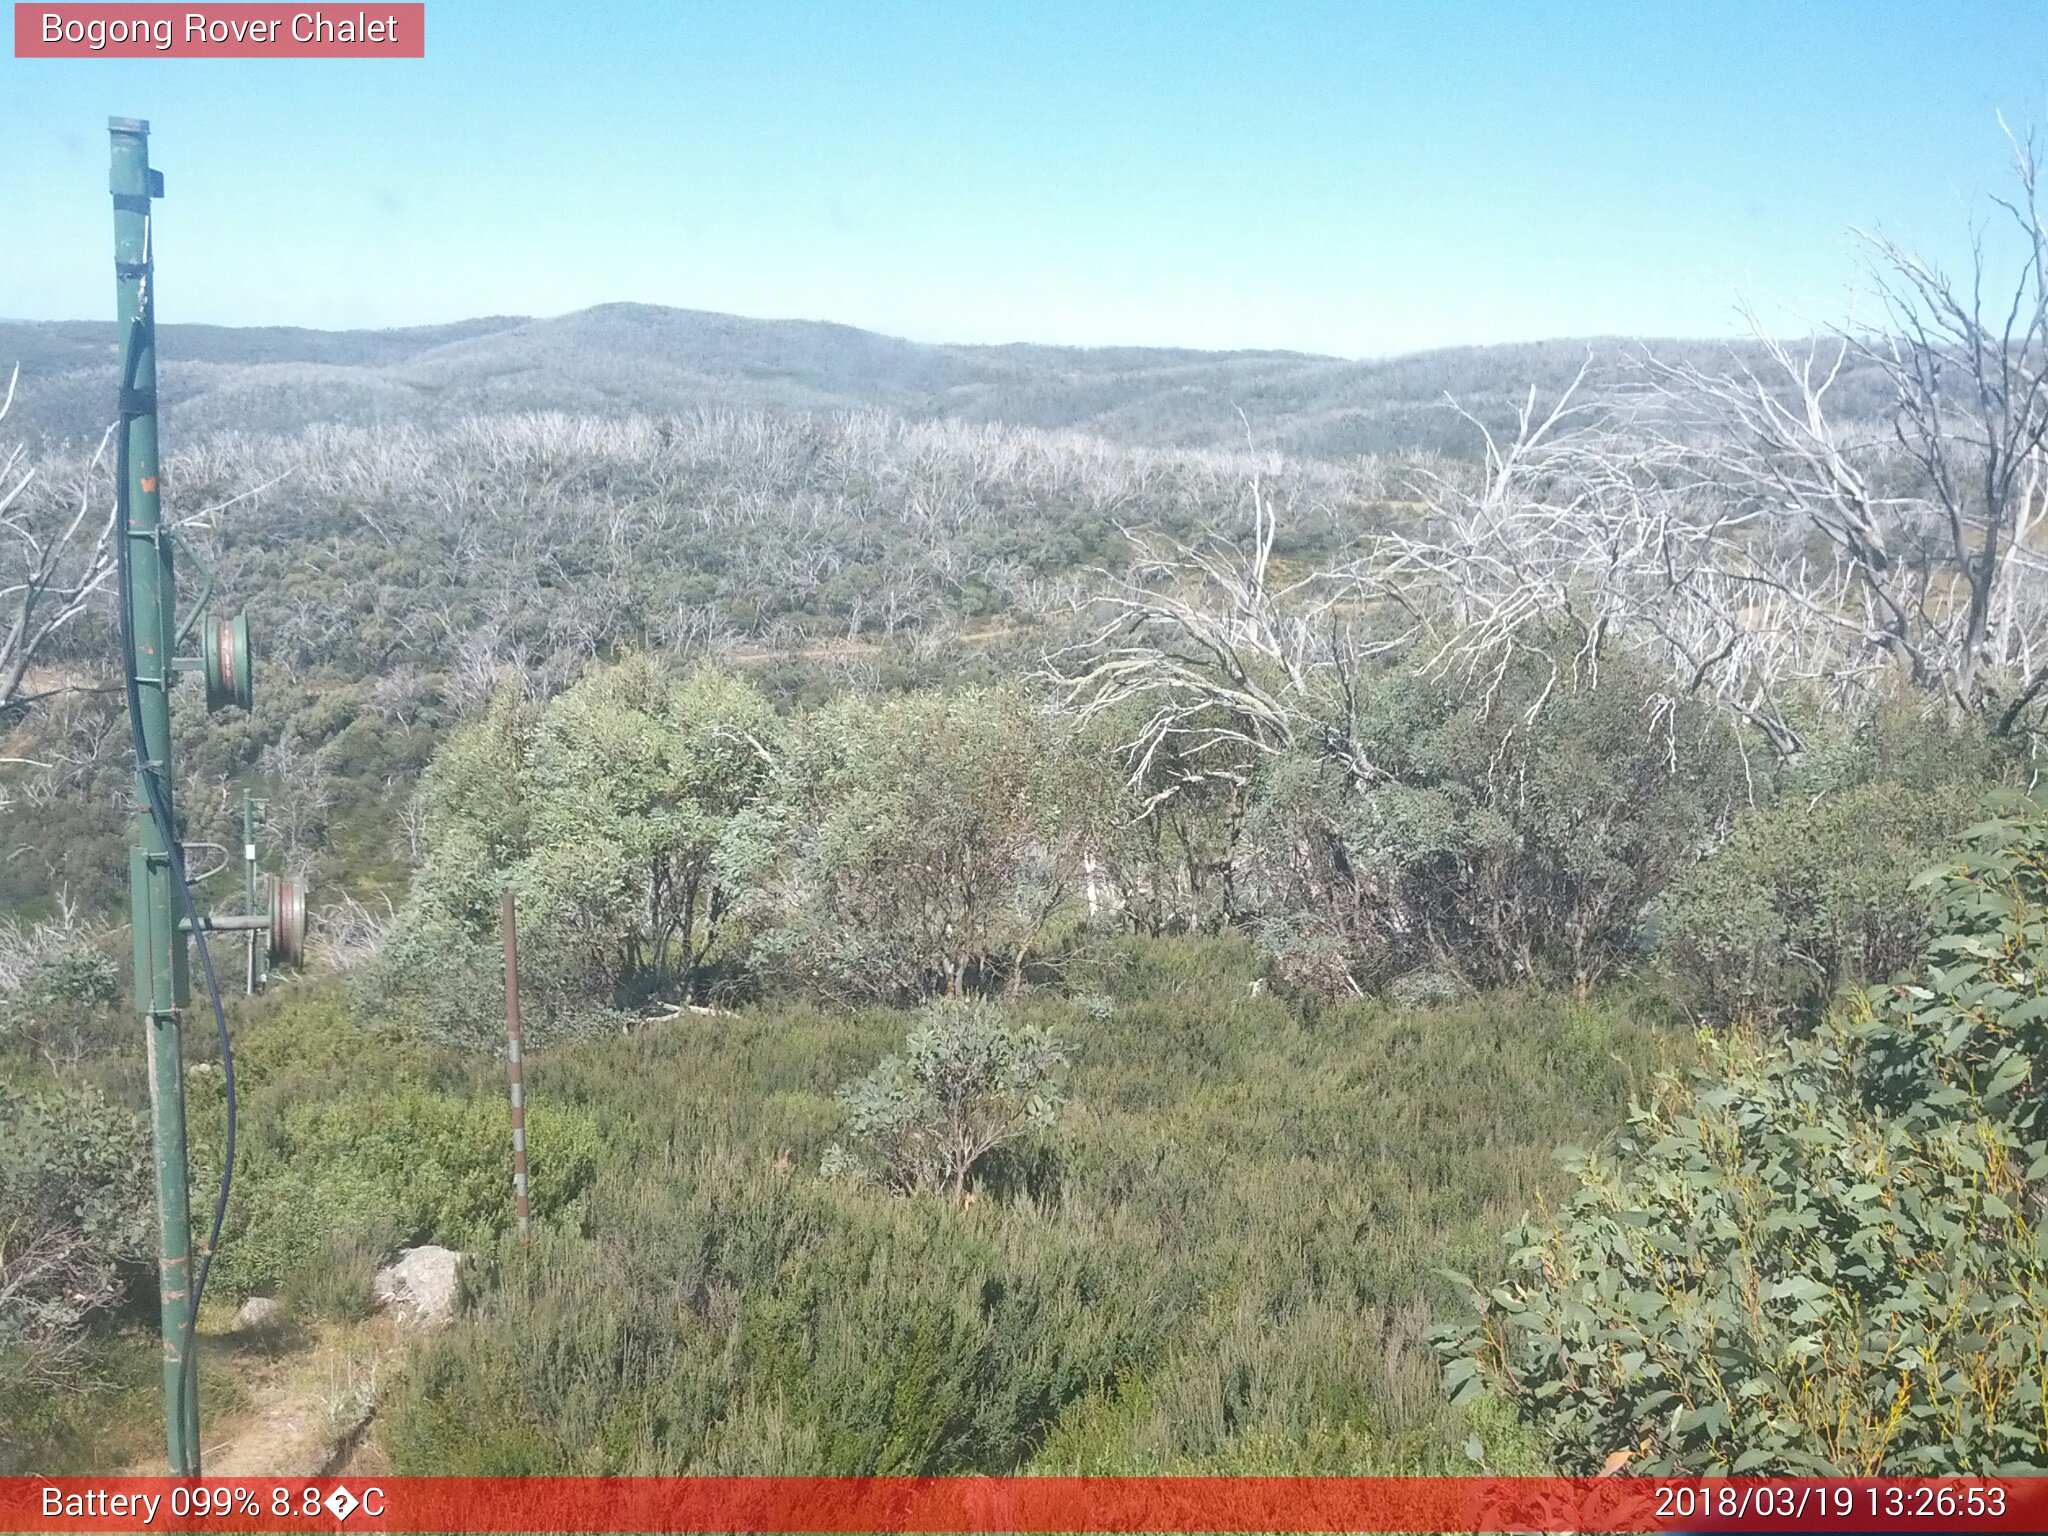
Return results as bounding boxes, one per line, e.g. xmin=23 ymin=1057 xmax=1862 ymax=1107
xmin=0 ymin=303 xmax=1826 ymax=458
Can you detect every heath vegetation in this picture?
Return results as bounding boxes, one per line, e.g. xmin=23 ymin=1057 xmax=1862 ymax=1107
xmin=8 ymin=138 xmax=2048 ymax=1475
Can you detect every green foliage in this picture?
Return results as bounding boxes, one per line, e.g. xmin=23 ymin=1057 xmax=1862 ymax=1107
xmin=1437 ymin=795 xmax=2048 ymax=1474
xmin=1653 ymin=703 xmax=2016 ymax=1028
xmin=386 ymin=935 xmax=1663 ymax=1474
xmin=0 ymin=1330 xmax=225 ymax=1476
xmin=13 ymin=326 xmax=2026 ymax=1482
xmin=376 ymin=666 xmax=1119 ymax=1034
xmin=827 ymin=999 xmax=1069 ymax=1196
xmin=2 ymin=394 xmax=1405 ymax=940
xmin=206 ymin=1163 xmax=392 ymax=1309
xmin=1241 ymin=647 xmax=1741 ymax=996
xmin=520 ymin=658 xmax=781 ymax=999
xmin=370 ymin=658 xmax=781 ymax=1046
xmin=0 ymin=928 xmax=130 ymax=1083
xmin=208 ymin=1085 xmax=601 ymax=1304
xmin=0 ymin=1078 xmax=149 ymax=1370
xmin=753 ymin=685 xmax=1116 ymax=1000
xmin=1655 ymin=778 xmax=1980 ymax=1027
xmin=14 ymin=945 xmax=119 ymax=1011
xmin=281 ymin=1221 xmax=405 ymax=1324
xmin=192 ymin=987 xmax=601 ymax=1305
xmin=389 ymin=1160 xmax=1176 ymax=1476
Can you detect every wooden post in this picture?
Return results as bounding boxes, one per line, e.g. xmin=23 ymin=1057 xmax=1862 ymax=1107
xmin=501 ymin=889 xmax=531 ymax=1249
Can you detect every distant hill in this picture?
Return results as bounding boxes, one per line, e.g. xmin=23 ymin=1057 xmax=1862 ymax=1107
xmin=0 ymin=303 xmax=1866 ymax=459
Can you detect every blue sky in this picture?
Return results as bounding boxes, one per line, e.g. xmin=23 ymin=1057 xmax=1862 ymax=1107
xmin=3 ymin=1 xmax=2046 ymax=354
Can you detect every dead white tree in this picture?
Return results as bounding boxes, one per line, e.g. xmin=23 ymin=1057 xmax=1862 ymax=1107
xmin=0 ymin=898 xmax=97 ymax=998
xmin=1375 ymin=369 xmax=1888 ymax=759
xmin=0 ymin=368 xmax=119 ymax=713
xmin=309 ymin=891 xmax=395 ymax=972
xmin=445 ymin=623 xmax=525 ymax=715
xmin=1644 ymin=125 xmax=2048 ymax=737
xmin=1382 ymin=117 xmax=2048 ymax=760
xmin=1382 ymin=369 xmax=1621 ymax=711
xmin=257 ymin=736 xmax=335 ymax=872
xmin=1048 ymin=478 xmax=1398 ymax=815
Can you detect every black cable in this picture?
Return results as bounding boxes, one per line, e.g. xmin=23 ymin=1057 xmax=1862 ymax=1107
xmin=115 ymin=311 xmax=236 ymax=1476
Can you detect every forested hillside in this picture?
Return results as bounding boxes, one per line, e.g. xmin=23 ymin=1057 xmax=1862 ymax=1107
xmin=0 ymin=305 xmax=1892 ymax=459
xmin=7 ymin=154 xmax=2048 ymax=1477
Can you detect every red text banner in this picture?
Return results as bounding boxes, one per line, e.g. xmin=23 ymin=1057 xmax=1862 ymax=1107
xmin=14 ymin=5 xmax=424 ymax=57
xmin=2 ymin=1476 xmax=2045 ymax=1533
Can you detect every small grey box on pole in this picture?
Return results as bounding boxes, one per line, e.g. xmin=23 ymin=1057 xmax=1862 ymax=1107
xmin=501 ymin=888 xmax=531 ymax=1249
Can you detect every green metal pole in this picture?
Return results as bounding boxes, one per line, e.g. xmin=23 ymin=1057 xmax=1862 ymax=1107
xmin=111 ymin=116 xmax=199 ymax=1479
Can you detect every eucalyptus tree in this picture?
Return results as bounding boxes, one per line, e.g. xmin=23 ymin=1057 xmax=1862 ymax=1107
xmin=753 ymin=685 xmax=1117 ymax=1002
xmin=371 ymin=657 xmax=782 ymax=1045
xmin=824 ymin=998 xmax=1069 ymax=1198
xmin=1440 ymin=796 xmax=2048 ymax=1473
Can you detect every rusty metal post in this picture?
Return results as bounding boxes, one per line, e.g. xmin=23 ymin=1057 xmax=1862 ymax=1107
xmin=501 ymin=888 xmax=531 ymax=1248
xmin=242 ymin=791 xmax=259 ymax=995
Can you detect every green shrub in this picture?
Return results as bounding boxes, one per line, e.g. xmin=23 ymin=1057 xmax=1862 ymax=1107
xmin=1436 ymin=794 xmax=2048 ymax=1474
xmin=0 ymin=932 xmax=128 ymax=1071
xmin=752 ymin=686 xmax=1115 ymax=1001
xmin=1238 ymin=647 xmax=1742 ymax=997
xmin=16 ymin=945 xmax=119 ymax=1011
xmin=1655 ymin=779 xmax=1981 ymax=1028
xmin=825 ymin=999 xmax=1068 ymax=1196
xmin=193 ymin=988 xmax=602 ymax=1305
xmin=0 ymin=1079 xmax=149 ymax=1385
xmin=388 ymin=1156 xmax=1178 ymax=1475
xmin=208 ymin=1088 xmax=601 ymax=1304
xmin=368 ymin=659 xmax=780 ymax=1047
xmin=0 ymin=1331 xmax=199 ymax=1476
xmin=207 ymin=1165 xmax=392 ymax=1306
xmin=387 ymin=936 xmax=1663 ymax=1476
xmin=281 ymin=1219 xmax=405 ymax=1323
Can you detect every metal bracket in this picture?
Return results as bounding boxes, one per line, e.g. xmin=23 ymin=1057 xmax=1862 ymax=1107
xmin=170 ymin=530 xmax=216 ymax=650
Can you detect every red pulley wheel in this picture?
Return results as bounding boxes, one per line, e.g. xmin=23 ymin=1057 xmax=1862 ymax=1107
xmin=268 ymin=875 xmax=307 ymax=969
xmin=203 ymin=612 xmax=253 ymax=712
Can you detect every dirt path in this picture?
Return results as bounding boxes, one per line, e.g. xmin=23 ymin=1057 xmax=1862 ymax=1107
xmin=129 ymin=1315 xmax=406 ymax=1478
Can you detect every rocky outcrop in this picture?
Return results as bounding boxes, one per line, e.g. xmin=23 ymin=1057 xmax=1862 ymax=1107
xmin=234 ymin=1295 xmax=285 ymax=1330
xmin=372 ymin=1245 xmax=466 ymax=1329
